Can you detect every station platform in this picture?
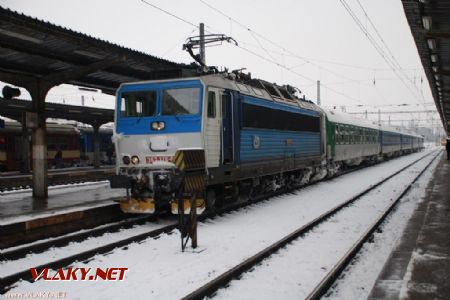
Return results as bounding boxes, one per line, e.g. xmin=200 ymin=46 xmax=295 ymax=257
xmin=0 ymin=180 xmax=126 ymax=248
xmin=369 ymin=152 xmax=450 ymax=299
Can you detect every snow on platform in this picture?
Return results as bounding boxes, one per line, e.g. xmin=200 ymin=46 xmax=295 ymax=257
xmin=0 ymin=181 xmax=125 ymax=225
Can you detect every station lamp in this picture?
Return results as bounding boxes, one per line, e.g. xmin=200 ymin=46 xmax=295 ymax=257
xmin=422 ymin=16 xmax=432 ymax=30
xmin=427 ymin=39 xmax=436 ymax=50
xmin=431 ymin=54 xmax=438 ymax=63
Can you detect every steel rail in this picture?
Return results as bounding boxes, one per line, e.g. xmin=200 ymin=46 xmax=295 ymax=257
xmin=0 ymin=221 xmax=179 ymax=293
xmin=181 ymin=150 xmax=439 ymax=300
xmin=1 ymin=214 xmax=155 ymax=261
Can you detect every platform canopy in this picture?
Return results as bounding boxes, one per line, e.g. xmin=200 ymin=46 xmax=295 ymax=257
xmin=0 ymin=97 xmax=113 ymax=126
xmin=0 ymin=5 xmax=197 ymax=198
xmin=402 ymin=0 xmax=450 ymax=135
xmin=0 ymin=5 xmax=194 ymax=95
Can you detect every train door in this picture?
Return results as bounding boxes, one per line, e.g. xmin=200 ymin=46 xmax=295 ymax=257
xmin=205 ymin=88 xmax=222 ymax=168
xmin=221 ymin=91 xmax=234 ymax=164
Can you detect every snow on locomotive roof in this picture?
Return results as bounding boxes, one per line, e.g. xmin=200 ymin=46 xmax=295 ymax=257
xmin=119 ymin=74 xmax=322 ymax=114
xmin=325 ymin=109 xmax=379 ymax=130
xmin=201 ymin=74 xmax=322 ymax=113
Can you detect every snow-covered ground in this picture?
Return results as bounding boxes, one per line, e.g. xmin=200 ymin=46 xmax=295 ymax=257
xmin=0 ymin=219 xmax=173 ymax=278
xmin=2 ymin=149 xmax=439 ymax=299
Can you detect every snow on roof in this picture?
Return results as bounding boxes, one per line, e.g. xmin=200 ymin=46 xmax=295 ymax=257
xmin=325 ymin=109 xmax=423 ymax=138
xmin=324 ymin=109 xmax=380 ymax=130
xmin=380 ymin=124 xmax=423 ymax=138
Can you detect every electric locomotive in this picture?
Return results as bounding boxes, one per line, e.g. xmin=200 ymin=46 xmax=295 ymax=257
xmin=110 ymin=74 xmax=327 ymax=214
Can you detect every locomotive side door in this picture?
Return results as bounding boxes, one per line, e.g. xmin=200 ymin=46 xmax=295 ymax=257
xmin=205 ymin=88 xmax=222 ymax=168
xmin=221 ymin=91 xmax=234 ymax=164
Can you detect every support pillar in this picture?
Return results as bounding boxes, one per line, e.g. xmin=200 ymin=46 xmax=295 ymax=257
xmin=29 ymin=84 xmax=49 ymax=199
xmin=31 ymin=120 xmax=47 ymax=198
xmin=20 ymin=113 xmax=30 ymax=174
xmin=93 ymin=124 xmax=100 ymax=169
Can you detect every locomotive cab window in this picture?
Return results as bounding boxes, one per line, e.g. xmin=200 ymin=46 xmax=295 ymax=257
xmin=207 ymin=91 xmax=216 ymax=118
xmin=163 ymin=87 xmax=200 ymax=115
xmin=120 ymin=91 xmax=156 ymax=117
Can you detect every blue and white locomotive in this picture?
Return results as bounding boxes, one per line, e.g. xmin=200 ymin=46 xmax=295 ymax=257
xmin=110 ymin=73 xmax=423 ymax=214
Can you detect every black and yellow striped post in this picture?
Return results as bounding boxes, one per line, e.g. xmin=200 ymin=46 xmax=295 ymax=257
xmin=173 ymin=149 xmax=206 ymax=251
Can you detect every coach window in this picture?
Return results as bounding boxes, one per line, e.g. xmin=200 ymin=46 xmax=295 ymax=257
xmin=207 ymin=91 xmax=216 ymax=118
xmin=335 ymin=125 xmax=340 ymax=144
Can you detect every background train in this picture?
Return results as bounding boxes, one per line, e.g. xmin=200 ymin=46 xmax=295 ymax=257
xmin=110 ymin=73 xmax=424 ymax=214
xmin=0 ymin=121 xmax=113 ymax=172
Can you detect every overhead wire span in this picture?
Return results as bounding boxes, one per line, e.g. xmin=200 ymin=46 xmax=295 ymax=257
xmin=140 ymin=0 xmax=199 ymax=28
xmin=198 ymin=0 xmax=370 ymax=105
xmin=139 ymin=0 xmax=385 ymax=106
xmin=338 ymin=0 xmax=425 ymax=107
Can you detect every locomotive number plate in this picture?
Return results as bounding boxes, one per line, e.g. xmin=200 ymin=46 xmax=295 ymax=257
xmin=146 ymin=156 xmax=172 ymax=164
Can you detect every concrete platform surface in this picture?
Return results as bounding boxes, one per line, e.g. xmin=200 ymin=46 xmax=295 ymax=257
xmin=369 ymin=152 xmax=450 ymax=300
xmin=0 ymin=181 xmax=125 ymax=225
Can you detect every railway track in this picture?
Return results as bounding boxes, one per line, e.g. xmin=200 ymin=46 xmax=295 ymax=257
xmin=0 ymin=168 xmax=114 ymax=192
xmin=0 ymin=151 xmax=432 ymax=294
xmin=1 ymin=214 xmax=156 ymax=261
xmin=0 ymin=220 xmax=179 ymax=293
xmin=181 ymin=150 xmax=440 ymax=300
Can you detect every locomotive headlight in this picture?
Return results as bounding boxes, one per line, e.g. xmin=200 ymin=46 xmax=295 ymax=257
xmin=122 ymin=155 xmax=130 ymax=165
xmin=151 ymin=121 xmax=165 ymax=131
xmin=131 ymin=155 xmax=140 ymax=165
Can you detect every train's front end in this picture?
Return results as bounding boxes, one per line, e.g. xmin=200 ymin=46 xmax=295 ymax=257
xmin=110 ymin=79 xmax=205 ymax=214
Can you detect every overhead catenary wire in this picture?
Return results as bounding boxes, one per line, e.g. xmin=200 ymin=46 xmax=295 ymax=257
xmin=197 ymin=0 xmax=432 ymax=110
xmin=140 ymin=0 xmax=199 ymax=28
xmin=198 ymin=0 xmax=372 ymax=105
xmin=138 ymin=0 xmax=435 ymax=113
xmin=355 ymin=0 xmax=427 ymax=104
xmin=199 ymin=0 xmax=361 ymax=83
xmin=138 ymin=0 xmax=366 ymax=105
xmin=338 ymin=0 xmax=425 ymax=106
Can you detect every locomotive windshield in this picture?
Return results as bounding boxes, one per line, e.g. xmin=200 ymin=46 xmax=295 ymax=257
xmin=162 ymin=87 xmax=199 ymax=115
xmin=115 ymin=82 xmax=202 ymax=135
xmin=120 ymin=90 xmax=157 ymax=117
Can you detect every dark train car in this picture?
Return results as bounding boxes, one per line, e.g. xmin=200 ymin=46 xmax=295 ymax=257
xmin=79 ymin=126 xmax=114 ymax=165
xmin=380 ymin=130 xmax=402 ymax=157
xmin=0 ymin=121 xmax=80 ymax=171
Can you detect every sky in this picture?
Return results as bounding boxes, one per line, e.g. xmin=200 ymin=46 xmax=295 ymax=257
xmin=0 ymin=0 xmax=444 ymax=132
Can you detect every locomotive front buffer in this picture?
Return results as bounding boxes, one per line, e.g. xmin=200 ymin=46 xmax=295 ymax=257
xmin=110 ymin=149 xmax=206 ymax=215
